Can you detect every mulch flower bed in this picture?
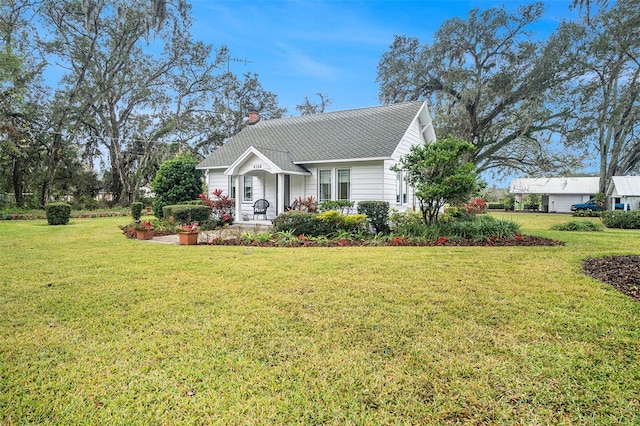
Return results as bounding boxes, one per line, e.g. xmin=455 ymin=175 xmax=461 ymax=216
xmin=583 ymin=255 xmax=640 ymax=301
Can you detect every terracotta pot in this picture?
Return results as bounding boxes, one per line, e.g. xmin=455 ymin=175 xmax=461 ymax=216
xmin=178 ymin=231 xmax=198 ymax=245
xmin=136 ymin=229 xmax=154 ymax=240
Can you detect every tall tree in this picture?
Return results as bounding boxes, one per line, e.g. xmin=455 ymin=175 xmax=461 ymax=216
xmin=0 ymin=0 xmax=48 ymax=207
xmin=40 ymin=0 xmax=222 ymax=205
xmin=377 ymin=2 xmax=584 ymax=178
xmin=564 ymin=0 xmax=640 ymax=194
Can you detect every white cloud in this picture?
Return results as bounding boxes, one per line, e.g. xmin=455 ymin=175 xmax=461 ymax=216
xmin=276 ymin=44 xmax=341 ymax=79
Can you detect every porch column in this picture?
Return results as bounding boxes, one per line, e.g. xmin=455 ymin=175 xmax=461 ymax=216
xmin=277 ymin=173 xmax=285 ymax=215
xmin=235 ymin=175 xmax=242 ymax=221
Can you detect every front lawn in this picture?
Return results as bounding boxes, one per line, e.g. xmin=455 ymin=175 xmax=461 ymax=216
xmin=1 ymin=213 xmax=638 ymax=424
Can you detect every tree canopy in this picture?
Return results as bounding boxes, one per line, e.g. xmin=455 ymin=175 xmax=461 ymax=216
xmin=562 ymin=0 xmax=640 ymax=194
xmin=0 ymin=0 xmax=284 ymax=207
xmin=377 ymin=2 xmax=586 ymax=179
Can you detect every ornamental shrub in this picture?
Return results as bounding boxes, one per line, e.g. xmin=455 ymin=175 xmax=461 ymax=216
xmin=436 ymin=215 xmax=520 ymax=242
xmin=550 ymin=220 xmax=604 ymax=232
xmin=162 ymin=204 xmax=211 ymax=225
xmin=45 ymin=202 xmax=72 ymax=225
xmin=131 ymin=202 xmax=143 ymax=221
xmin=600 ymin=210 xmax=640 ymax=229
xmin=357 ymin=201 xmax=389 ymax=234
xmin=319 ymin=200 xmax=354 ymax=214
xmin=152 ymin=154 xmax=203 ymax=218
xmin=272 ymin=211 xmax=332 ymax=237
xmin=572 ymin=209 xmax=601 ymax=218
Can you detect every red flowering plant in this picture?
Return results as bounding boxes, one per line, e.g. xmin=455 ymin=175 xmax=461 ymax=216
xmin=179 ymin=221 xmax=199 ymax=233
xmin=291 ymin=196 xmax=318 ymax=213
xmin=199 ymin=190 xmax=234 ymax=226
xmin=464 ymin=197 xmax=486 ymax=216
xmin=393 ymin=236 xmax=408 ymax=246
xmin=134 ymin=220 xmax=154 ymax=231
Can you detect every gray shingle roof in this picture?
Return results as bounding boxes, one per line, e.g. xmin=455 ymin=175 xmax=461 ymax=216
xmin=198 ymin=101 xmax=424 ymax=169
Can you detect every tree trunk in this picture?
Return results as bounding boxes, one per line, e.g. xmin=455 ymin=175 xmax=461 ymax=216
xmin=12 ymin=156 xmax=24 ymax=208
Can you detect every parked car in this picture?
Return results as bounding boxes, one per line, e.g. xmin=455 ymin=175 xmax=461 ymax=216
xmin=570 ymin=198 xmax=630 ymax=211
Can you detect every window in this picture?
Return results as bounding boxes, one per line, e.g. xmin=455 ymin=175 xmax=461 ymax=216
xmin=243 ymin=176 xmax=253 ymax=202
xmin=337 ymin=169 xmax=350 ymax=200
xmin=229 ymin=176 xmax=236 ymax=200
xmin=396 ymin=170 xmax=408 ymax=204
xmin=318 ymin=170 xmax=331 ymax=201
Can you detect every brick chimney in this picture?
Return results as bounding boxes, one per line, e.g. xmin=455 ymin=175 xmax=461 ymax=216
xmin=247 ymin=106 xmax=260 ymax=125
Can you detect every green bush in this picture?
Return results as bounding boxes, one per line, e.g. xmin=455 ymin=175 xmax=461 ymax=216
xmin=357 ymin=201 xmax=389 ymax=234
xmin=433 ymin=215 xmax=520 ymax=242
xmin=319 ymin=200 xmax=354 ymax=213
xmin=394 ymin=215 xmax=521 ymax=243
xmin=389 ymin=210 xmax=422 ymax=228
xmin=272 ymin=211 xmax=333 ymax=237
xmin=550 ymin=220 xmax=604 ymax=232
xmin=131 ymin=202 xmax=143 ymax=221
xmin=162 ymin=204 xmax=211 ymax=225
xmin=45 ymin=202 xmax=72 ymax=225
xmin=600 ymin=210 xmax=640 ymax=229
xmin=152 ymin=155 xmax=203 ymax=218
xmin=572 ymin=209 xmax=601 ymax=218
xmin=317 ymin=211 xmax=368 ymax=234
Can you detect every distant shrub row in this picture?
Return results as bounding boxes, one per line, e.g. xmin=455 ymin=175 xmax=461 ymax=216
xmin=600 ymin=211 xmax=640 ymax=229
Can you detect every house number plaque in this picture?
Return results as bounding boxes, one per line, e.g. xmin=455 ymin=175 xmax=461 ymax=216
xmin=253 ymin=164 xmax=263 ymax=169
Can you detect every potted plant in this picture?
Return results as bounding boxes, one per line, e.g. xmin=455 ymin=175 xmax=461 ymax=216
xmin=134 ymin=220 xmax=154 ymax=240
xmin=178 ymin=222 xmax=199 ymax=245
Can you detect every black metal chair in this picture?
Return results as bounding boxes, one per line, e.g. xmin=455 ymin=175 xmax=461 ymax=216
xmin=253 ymin=199 xmax=269 ymax=220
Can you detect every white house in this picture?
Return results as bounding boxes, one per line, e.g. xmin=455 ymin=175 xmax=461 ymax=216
xmin=609 ymin=176 xmax=640 ymax=211
xmin=510 ymin=176 xmax=640 ymax=212
xmin=509 ymin=177 xmax=599 ymax=213
xmin=197 ymin=101 xmax=436 ymax=221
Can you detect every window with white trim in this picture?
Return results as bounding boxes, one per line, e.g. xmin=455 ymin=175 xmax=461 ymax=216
xmin=318 ymin=170 xmax=331 ymax=201
xmin=229 ymin=176 xmax=237 ymax=200
xmin=243 ymin=176 xmax=253 ymax=202
xmin=337 ymin=169 xmax=350 ymax=200
xmin=396 ymin=170 xmax=408 ymax=204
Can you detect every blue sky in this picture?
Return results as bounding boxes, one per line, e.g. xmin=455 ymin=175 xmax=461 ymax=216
xmin=190 ymin=0 xmax=580 ymax=115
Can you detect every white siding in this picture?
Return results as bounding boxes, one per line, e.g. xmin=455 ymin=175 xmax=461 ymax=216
xmin=385 ymin=109 xmax=432 ymax=212
xmin=238 ymin=154 xmax=274 ymax=175
xmin=289 ymin=175 xmax=306 ymax=201
xmin=548 ymin=195 xmax=587 ymax=213
xmin=208 ymin=170 xmax=229 ymax=196
xmin=301 ymin=161 xmax=385 ymax=206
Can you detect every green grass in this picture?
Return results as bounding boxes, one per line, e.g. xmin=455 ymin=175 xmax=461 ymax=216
xmin=1 ymin=213 xmax=639 ymax=424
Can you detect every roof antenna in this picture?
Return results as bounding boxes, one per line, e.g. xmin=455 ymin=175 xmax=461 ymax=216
xmin=221 ymin=46 xmax=252 ymax=140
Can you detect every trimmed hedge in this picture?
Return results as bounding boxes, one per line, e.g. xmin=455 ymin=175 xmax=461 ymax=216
xmin=272 ymin=211 xmax=333 ymax=237
xmin=131 ymin=202 xmax=143 ymax=221
xmin=273 ymin=210 xmax=369 ymax=237
xmin=319 ymin=200 xmax=354 ymax=213
xmin=357 ymin=201 xmax=390 ymax=234
xmin=45 ymin=202 xmax=72 ymax=225
xmin=162 ymin=204 xmax=211 ymax=225
xmin=600 ymin=210 xmax=640 ymax=229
